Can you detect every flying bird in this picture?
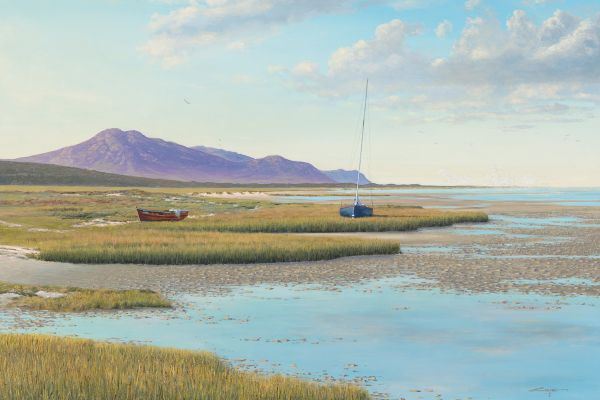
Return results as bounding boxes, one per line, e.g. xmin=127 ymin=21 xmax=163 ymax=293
xmin=184 ymin=98 xmax=191 ymax=104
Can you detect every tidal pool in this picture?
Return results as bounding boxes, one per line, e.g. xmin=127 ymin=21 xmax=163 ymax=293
xmin=2 ymin=276 xmax=599 ymax=400
xmin=490 ymin=215 xmax=582 ymax=228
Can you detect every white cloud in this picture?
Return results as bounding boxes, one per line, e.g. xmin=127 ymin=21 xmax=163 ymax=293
xmin=142 ymin=0 xmax=354 ymax=66
xmin=328 ymin=19 xmax=422 ymax=75
xmin=508 ymin=83 xmax=565 ymax=104
xmin=292 ymin=61 xmax=320 ymax=77
xmin=284 ymin=19 xmax=428 ymax=97
xmin=387 ymin=0 xmax=439 ymax=10
xmin=287 ymin=10 xmax=600 ymax=124
xmin=227 ymin=40 xmax=246 ymax=50
xmin=434 ymin=10 xmax=600 ymax=86
xmin=523 ymin=0 xmax=554 ymax=5
xmin=465 ymin=0 xmax=480 ymax=11
xmin=435 ymin=20 xmax=453 ymax=38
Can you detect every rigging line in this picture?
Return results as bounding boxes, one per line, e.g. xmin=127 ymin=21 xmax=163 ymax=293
xmin=367 ymin=92 xmax=374 ymax=207
xmin=347 ymin=91 xmax=364 ymax=199
xmin=356 ymin=79 xmax=368 ymax=205
xmin=349 ymin=103 xmax=361 ymax=183
xmin=348 ymin=85 xmax=365 ymax=201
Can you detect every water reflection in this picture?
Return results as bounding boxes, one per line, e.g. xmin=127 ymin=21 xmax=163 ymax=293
xmin=2 ymin=277 xmax=599 ymax=400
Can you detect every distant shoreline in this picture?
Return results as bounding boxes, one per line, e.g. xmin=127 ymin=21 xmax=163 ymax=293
xmin=2 ymin=161 xmax=598 ymax=189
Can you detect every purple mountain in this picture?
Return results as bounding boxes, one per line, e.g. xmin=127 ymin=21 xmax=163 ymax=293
xmin=16 ymin=128 xmax=337 ymax=184
xmin=192 ymin=145 xmax=253 ymax=163
xmin=322 ymin=169 xmax=371 ymax=185
xmin=192 ymin=146 xmax=372 ymax=184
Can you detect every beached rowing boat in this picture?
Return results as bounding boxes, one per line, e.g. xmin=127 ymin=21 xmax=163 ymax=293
xmin=137 ymin=208 xmax=188 ymax=222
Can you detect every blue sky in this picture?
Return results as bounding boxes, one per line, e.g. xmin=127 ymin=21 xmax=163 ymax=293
xmin=0 ymin=0 xmax=598 ymax=186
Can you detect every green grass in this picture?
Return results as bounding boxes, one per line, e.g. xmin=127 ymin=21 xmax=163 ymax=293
xmin=0 ymin=281 xmax=171 ymax=312
xmin=0 ymin=334 xmax=369 ymax=400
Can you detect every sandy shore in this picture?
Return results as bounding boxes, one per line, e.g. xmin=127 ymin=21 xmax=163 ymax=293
xmin=194 ymin=191 xmax=271 ymax=200
xmin=0 ymin=201 xmax=598 ymax=298
xmin=0 ymin=246 xmax=39 ymax=259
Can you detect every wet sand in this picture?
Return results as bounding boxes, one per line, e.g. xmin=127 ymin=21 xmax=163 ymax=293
xmin=0 ymin=200 xmax=598 ymax=298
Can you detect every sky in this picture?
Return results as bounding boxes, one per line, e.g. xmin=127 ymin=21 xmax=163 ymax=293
xmin=0 ymin=0 xmax=599 ymax=186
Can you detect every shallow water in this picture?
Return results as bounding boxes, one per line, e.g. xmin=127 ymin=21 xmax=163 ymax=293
xmin=441 ymin=213 xmax=591 ymax=239
xmin=490 ymin=215 xmax=582 ymax=228
xmin=451 ymin=228 xmax=506 ymax=236
xmin=511 ymin=278 xmax=600 ymax=286
xmin=2 ymin=277 xmax=599 ymax=400
xmin=401 ymin=245 xmax=460 ymax=254
xmin=276 ymin=187 xmax=600 ymax=206
xmin=480 ymin=255 xmax=600 ymax=260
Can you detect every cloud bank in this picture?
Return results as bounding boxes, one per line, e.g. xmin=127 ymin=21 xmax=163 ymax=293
xmin=287 ymin=9 xmax=600 ymax=123
xmin=142 ymin=0 xmax=354 ymax=66
xmin=142 ymin=2 xmax=599 ymax=124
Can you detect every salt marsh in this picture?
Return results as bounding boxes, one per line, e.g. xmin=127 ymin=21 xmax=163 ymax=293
xmin=1 ymin=187 xmax=599 ymax=399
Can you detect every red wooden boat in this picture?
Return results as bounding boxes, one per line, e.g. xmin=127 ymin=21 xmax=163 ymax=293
xmin=137 ymin=208 xmax=189 ymax=222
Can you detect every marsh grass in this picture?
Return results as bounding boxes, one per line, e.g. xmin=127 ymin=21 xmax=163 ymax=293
xmin=0 ymin=188 xmax=487 ymax=265
xmin=51 ymin=210 xmax=115 ymax=219
xmin=0 ymin=334 xmax=370 ymax=400
xmin=166 ymin=204 xmax=489 ymax=233
xmin=36 ymin=231 xmax=400 ymax=265
xmin=0 ymin=281 xmax=171 ymax=311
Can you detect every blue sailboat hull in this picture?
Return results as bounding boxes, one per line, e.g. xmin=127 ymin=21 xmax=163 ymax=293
xmin=340 ymin=204 xmax=373 ymax=218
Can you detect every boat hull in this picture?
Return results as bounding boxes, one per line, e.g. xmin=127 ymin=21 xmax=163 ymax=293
xmin=340 ymin=205 xmax=373 ymax=218
xmin=137 ymin=208 xmax=188 ymax=222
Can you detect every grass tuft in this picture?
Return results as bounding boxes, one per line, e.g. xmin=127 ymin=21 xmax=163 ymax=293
xmin=0 ymin=334 xmax=370 ymax=400
xmin=36 ymin=232 xmax=400 ymax=265
xmin=0 ymin=281 xmax=171 ymax=312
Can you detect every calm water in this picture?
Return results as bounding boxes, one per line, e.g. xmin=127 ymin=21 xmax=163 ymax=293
xmin=2 ymin=278 xmax=599 ymax=400
xmin=408 ymin=213 xmax=588 ymax=243
xmin=274 ymin=187 xmax=600 ymax=206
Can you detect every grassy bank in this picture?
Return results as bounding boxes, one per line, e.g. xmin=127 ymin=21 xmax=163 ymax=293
xmin=0 ymin=334 xmax=369 ymax=400
xmin=0 ymin=281 xmax=171 ymax=311
xmin=35 ymin=231 xmax=399 ymax=265
xmin=165 ymin=204 xmax=489 ymax=233
xmin=0 ymin=188 xmax=487 ymax=265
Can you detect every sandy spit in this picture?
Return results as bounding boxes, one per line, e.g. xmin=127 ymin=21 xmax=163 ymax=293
xmin=0 ymin=246 xmax=40 ymax=259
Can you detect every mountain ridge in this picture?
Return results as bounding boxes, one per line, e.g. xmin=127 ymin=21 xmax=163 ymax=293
xmin=16 ymin=128 xmax=371 ymax=185
xmin=191 ymin=146 xmax=371 ymax=185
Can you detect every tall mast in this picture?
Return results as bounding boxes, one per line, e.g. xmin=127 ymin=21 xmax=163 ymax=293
xmin=355 ymin=79 xmax=368 ymax=205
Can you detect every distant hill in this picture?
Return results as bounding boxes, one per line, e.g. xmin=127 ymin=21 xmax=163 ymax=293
xmin=0 ymin=160 xmax=198 ymax=187
xmin=322 ymin=169 xmax=371 ymax=185
xmin=16 ymin=129 xmax=335 ymax=184
xmin=192 ymin=146 xmax=254 ymax=163
xmin=0 ymin=160 xmax=376 ymax=188
xmin=192 ymin=146 xmax=372 ymax=185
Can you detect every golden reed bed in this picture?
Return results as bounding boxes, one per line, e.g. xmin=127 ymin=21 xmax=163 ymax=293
xmin=0 ymin=334 xmax=369 ymax=400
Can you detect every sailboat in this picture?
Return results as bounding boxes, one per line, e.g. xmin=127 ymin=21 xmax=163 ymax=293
xmin=340 ymin=80 xmax=374 ymax=218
